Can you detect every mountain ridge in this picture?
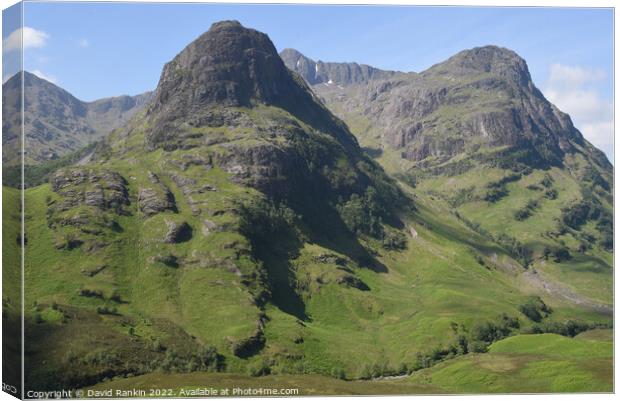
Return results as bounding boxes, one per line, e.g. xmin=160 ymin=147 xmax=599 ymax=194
xmin=3 ymin=23 xmax=612 ymax=394
xmin=2 ymin=71 xmax=153 ymax=165
xmin=282 ymin=46 xmax=611 ymax=170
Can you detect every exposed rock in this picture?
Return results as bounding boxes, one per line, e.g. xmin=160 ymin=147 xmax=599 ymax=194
xmin=145 ymin=20 xmax=359 ymax=151
xmin=51 ymin=168 xmax=129 ymax=213
xmin=2 ymin=71 xmax=153 ymax=166
xmin=280 ymin=48 xmax=398 ymax=85
xmin=314 ymin=253 xmax=347 ymax=266
xmin=138 ymin=185 xmax=176 ymax=217
xmin=301 ymin=45 xmax=611 ymax=171
xmin=201 ymin=219 xmax=218 ymax=236
xmin=147 ymin=171 xmax=160 ymax=184
xmin=163 ymin=219 xmax=193 ymax=243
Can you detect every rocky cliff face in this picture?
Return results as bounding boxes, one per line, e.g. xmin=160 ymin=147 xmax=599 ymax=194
xmin=287 ymin=46 xmax=611 ymax=172
xmin=146 ymin=21 xmax=358 ymax=152
xmin=1 ymin=71 xmax=152 ymax=165
xmin=280 ymin=48 xmax=398 ymax=86
xmin=138 ymin=20 xmax=399 ymax=207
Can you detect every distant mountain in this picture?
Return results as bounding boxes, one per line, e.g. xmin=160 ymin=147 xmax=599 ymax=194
xmin=279 ymin=48 xmax=398 ymax=86
xmin=1 ymin=71 xmax=152 ymax=165
xmin=285 ymin=45 xmax=613 ymax=304
xmin=283 ymin=46 xmax=610 ymax=170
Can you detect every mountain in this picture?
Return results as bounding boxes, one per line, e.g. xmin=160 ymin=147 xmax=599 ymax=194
xmin=1 ymin=71 xmax=152 ymax=165
xmin=279 ymin=48 xmax=398 ymax=85
xmin=284 ymin=46 xmax=610 ymax=169
xmin=284 ymin=45 xmax=613 ymax=315
xmin=4 ymin=24 xmax=612 ymax=394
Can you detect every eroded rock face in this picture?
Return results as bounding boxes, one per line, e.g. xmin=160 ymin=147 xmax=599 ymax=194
xmin=163 ymin=220 xmax=193 ymax=243
xmin=51 ymin=168 xmax=129 ymax=213
xmin=145 ymin=20 xmax=359 ymax=152
xmin=280 ymin=48 xmax=398 ymax=85
xmin=297 ymin=45 xmax=610 ymax=170
xmin=137 ymin=171 xmax=177 ymax=216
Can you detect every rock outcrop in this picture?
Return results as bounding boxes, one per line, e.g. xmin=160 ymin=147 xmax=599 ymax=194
xmin=280 ymin=48 xmax=398 ymax=85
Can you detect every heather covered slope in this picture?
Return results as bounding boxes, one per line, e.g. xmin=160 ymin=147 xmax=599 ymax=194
xmin=9 ymin=22 xmax=613 ymax=394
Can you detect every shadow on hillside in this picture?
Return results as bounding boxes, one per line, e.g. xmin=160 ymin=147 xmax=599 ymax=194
xmin=416 ymin=210 xmax=509 ymax=261
xmin=252 ymin=238 xmax=309 ymax=321
xmin=300 ymin=202 xmax=388 ymax=273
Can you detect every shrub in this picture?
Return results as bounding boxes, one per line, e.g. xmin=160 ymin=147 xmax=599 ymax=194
xmin=382 ymin=230 xmax=407 ymax=250
xmin=528 ymin=320 xmax=609 ymax=337
xmin=541 ymin=173 xmax=554 ymax=188
xmin=337 ymin=187 xmax=385 ymax=238
xmin=518 ymin=296 xmax=551 ymax=322
xmin=544 ymin=188 xmax=558 ymax=200
xmin=484 ymin=187 xmax=508 ymax=203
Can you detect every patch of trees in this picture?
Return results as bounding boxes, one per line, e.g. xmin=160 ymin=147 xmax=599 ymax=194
xmin=336 ymin=188 xmax=408 ymax=251
xmin=156 ymin=347 xmax=224 ymax=373
xmin=540 ymin=173 xmax=554 ymax=188
xmin=456 ymin=215 xmax=533 ymax=267
xmin=337 ymin=187 xmax=384 ymax=238
xmin=381 ymin=229 xmax=407 ymax=251
xmin=559 ymin=191 xmax=612 ymax=251
xmin=470 ymin=314 xmax=520 ymax=345
xmin=543 ymin=246 xmax=571 ymax=263
xmin=448 ymin=186 xmax=476 ymax=208
xmin=484 ymin=173 xmax=522 ymax=203
xmin=543 ymin=188 xmax=558 ymax=200
xmin=514 ymin=199 xmax=540 ymax=221
xmin=484 ymin=187 xmax=509 ymax=203
xmin=238 ymin=198 xmax=300 ymax=243
xmin=581 ymin=166 xmax=610 ymax=191
xmin=525 ymin=320 xmax=611 ymax=337
xmin=518 ymin=296 xmax=552 ymax=322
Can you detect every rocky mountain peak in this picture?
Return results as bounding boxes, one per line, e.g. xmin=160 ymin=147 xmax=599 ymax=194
xmin=425 ymin=45 xmax=532 ymax=86
xmin=146 ymin=21 xmax=358 ymax=150
xmin=149 ymin=20 xmax=286 ymax=111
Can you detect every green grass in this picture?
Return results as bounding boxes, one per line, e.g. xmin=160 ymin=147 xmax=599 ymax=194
xmin=13 ymin=99 xmax=613 ymax=394
xmin=86 ymin=372 xmax=439 ymax=395
xmin=408 ymin=333 xmax=612 ymax=393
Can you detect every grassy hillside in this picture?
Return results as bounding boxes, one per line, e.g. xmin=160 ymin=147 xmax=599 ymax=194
xmin=85 ymin=330 xmax=612 ymax=395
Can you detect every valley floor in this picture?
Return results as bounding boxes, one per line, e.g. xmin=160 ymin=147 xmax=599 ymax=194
xmin=85 ymin=331 xmax=612 ymax=395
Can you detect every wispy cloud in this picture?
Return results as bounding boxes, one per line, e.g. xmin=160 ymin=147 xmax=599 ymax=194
xmin=548 ymin=64 xmax=605 ymax=88
xmin=31 ymin=69 xmax=58 ymax=84
xmin=3 ymin=27 xmax=49 ymax=53
xmin=543 ymin=63 xmax=613 ymax=161
xmin=77 ymin=38 xmax=90 ymax=48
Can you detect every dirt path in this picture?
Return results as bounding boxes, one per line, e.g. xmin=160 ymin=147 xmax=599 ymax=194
xmin=521 ymin=268 xmax=612 ymax=315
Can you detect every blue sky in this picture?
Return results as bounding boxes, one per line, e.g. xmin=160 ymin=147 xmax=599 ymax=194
xmin=2 ymin=2 xmax=614 ymax=160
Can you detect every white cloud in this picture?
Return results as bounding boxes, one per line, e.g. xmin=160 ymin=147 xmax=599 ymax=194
xmin=542 ymin=63 xmax=614 ymax=161
xmin=580 ymin=121 xmax=614 ymax=157
xmin=548 ymin=63 xmax=605 ymax=88
xmin=77 ymin=38 xmax=90 ymax=48
xmin=31 ymin=69 xmax=58 ymax=84
xmin=3 ymin=27 xmax=49 ymax=53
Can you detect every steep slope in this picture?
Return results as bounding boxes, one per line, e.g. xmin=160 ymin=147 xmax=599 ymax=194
xmin=279 ymin=48 xmax=398 ymax=86
xmin=1 ymin=71 xmax=152 ymax=166
xmin=16 ymin=25 xmax=612 ymax=394
xmin=285 ymin=46 xmax=613 ymax=310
